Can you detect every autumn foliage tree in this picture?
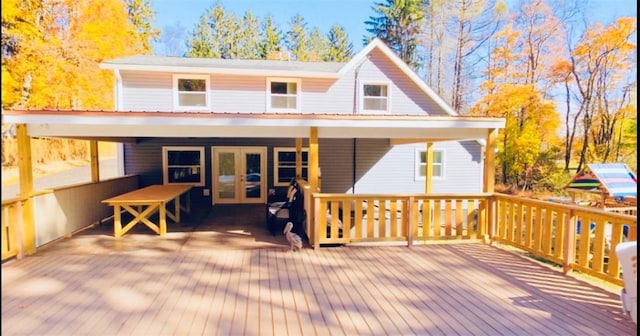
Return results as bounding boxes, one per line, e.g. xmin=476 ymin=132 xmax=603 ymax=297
xmin=1 ymin=0 xmax=151 ymax=110
xmin=471 ymin=23 xmax=562 ymax=192
xmin=551 ymin=17 xmax=637 ymax=173
xmin=1 ymin=0 xmax=156 ymax=166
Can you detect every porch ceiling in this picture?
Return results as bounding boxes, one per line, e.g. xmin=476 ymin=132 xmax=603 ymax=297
xmin=2 ymin=109 xmax=505 ymax=142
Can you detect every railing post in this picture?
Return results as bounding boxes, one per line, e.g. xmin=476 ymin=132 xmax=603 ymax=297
xmin=563 ymin=209 xmax=577 ymax=274
xmin=406 ymin=197 xmax=413 ymax=247
xmin=486 ymin=195 xmax=496 ymax=245
xmin=313 ymin=196 xmax=321 ymax=250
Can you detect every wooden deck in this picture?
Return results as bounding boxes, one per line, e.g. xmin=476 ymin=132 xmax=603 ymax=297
xmin=2 ymin=205 xmax=636 ymax=335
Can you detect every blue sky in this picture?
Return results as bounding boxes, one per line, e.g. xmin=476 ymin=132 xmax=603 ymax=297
xmin=152 ymin=0 xmax=637 ymax=54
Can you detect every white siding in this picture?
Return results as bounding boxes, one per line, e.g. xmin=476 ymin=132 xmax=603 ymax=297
xmin=353 ymin=140 xmax=483 ymax=194
xmin=352 ymin=49 xmax=448 ymax=116
xmin=121 ymin=71 xmax=174 ymax=111
xmin=118 ymin=49 xmax=451 ymax=116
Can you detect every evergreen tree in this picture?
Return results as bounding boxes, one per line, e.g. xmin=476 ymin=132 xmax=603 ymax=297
xmin=285 ymin=14 xmax=310 ymax=61
xmin=260 ymin=15 xmax=283 ymax=59
xmin=326 ymin=24 xmax=354 ymax=62
xmin=364 ymin=0 xmax=427 ymax=69
xmin=186 ymin=2 xmax=237 ymax=58
xmin=236 ymin=11 xmax=262 ymax=59
xmin=308 ymin=27 xmax=329 ymax=61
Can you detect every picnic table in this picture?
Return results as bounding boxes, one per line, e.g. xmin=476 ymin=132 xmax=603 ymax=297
xmin=102 ymin=184 xmax=192 ymax=237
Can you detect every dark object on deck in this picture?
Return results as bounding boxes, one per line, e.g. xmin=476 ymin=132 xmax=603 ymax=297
xmin=266 ymin=179 xmax=306 ymax=239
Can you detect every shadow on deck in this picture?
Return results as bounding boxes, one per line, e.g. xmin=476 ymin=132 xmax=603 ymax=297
xmin=34 ymin=204 xmax=298 ymax=256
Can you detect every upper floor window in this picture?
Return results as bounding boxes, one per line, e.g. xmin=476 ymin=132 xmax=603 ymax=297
xmin=173 ymin=74 xmax=209 ymax=111
xmin=274 ymin=147 xmax=308 ymax=186
xmin=162 ymin=146 xmax=205 ymax=186
xmin=267 ymin=78 xmax=300 ymax=112
xmin=361 ymin=82 xmax=389 ymax=112
xmin=415 ymin=149 xmax=444 ymax=181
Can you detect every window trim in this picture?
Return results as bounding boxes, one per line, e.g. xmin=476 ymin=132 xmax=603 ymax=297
xmin=359 ymin=81 xmax=390 ymax=113
xmin=266 ymin=77 xmax=301 ymax=112
xmin=274 ymin=147 xmax=308 ymax=186
xmin=172 ymin=74 xmax=210 ymax=111
xmin=162 ymin=146 xmax=205 ymax=186
xmin=415 ymin=148 xmax=444 ymax=181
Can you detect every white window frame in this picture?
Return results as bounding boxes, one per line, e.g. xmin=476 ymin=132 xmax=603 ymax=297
xmin=266 ymin=77 xmax=301 ymax=112
xmin=162 ymin=146 xmax=205 ymax=186
xmin=274 ymin=147 xmax=308 ymax=186
xmin=415 ymin=148 xmax=444 ymax=181
xmin=172 ymin=74 xmax=210 ymax=111
xmin=359 ymin=81 xmax=390 ymax=113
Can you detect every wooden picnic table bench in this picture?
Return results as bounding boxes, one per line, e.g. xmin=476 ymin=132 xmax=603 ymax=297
xmin=102 ymin=184 xmax=192 ymax=238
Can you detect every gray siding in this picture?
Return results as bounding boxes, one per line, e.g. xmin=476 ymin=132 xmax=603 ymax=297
xmin=353 ymin=49 xmax=448 ymax=116
xmin=124 ymin=138 xmax=483 ymax=200
xmin=118 ymin=49 xmax=449 ymax=116
xmin=121 ymin=71 xmax=173 ymax=111
xmin=352 ymin=140 xmax=483 ymax=194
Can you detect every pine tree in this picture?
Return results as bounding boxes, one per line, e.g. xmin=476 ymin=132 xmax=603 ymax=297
xmin=326 ymin=24 xmax=353 ymax=62
xmin=364 ymin=0 xmax=427 ymax=69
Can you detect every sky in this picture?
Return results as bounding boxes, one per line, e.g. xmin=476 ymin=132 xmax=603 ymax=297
xmin=151 ymin=0 xmax=637 ymax=55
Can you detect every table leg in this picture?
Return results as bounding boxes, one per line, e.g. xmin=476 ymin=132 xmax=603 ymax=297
xmin=114 ymin=205 xmax=122 ymax=238
xmin=160 ymin=204 xmax=167 ymax=236
xmin=175 ymin=195 xmax=181 ymax=223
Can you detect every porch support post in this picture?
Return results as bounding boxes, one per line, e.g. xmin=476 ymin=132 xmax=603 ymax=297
xmin=89 ymin=140 xmax=100 ymax=182
xmin=425 ymin=142 xmax=433 ymax=193
xmin=16 ymin=124 xmax=36 ymax=255
xmin=483 ymin=128 xmax=497 ymax=193
xmin=484 ymin=128 xmax=498 ymax=245
xmin=295 ymin=138 xmax=302 ymax=178
xmin=309 ymin=127 xmax=319 ymax=192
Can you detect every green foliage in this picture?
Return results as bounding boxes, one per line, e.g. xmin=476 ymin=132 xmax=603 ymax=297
xmin=327 ymin=24 xmax=354 ymax=62
xmin=364 ymin=0 xmax=428 ymax=69
xmin=285 ymin=14 xmax=310 ymax=61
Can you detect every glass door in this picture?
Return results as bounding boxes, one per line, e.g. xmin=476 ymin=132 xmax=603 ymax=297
xmin=212 ymin=147 xmax=266 ymax=204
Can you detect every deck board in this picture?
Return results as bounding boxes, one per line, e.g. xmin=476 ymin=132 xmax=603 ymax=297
xmin=2 ymin=204 xmax=636 ymax=335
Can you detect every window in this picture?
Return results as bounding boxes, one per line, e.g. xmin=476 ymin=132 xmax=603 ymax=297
xmin=274 ymin=147 xmax=308 ymax=186
xmin=415 ymin=149 xmax=444 ymax=180
xmin=361 ymin=82 xmax=389 ymax=112
xmin=162 ymin=146 xmax=205 ymax=186
xmin=267 ymin=78 xmax=301 ymax=112
xmin=173 ymin=74 xmax=209 ymax=110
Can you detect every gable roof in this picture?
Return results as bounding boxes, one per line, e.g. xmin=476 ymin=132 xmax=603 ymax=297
xmin=566 ymin=163 xmax=637 ymax=198
xmin=100 ymin=38 xmax=459 ymax=116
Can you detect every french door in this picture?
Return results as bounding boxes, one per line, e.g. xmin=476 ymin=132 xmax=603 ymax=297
xmin=212 ymin=147 xmax=266 ymax=204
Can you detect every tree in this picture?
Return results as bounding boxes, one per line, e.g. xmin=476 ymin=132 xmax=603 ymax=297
xmin=447 ymin=0 xmax=504 ymax=112
xmin=285 ymin=14 xmax=310 ymax=61
xmin=554 ymin=17 xmax=637 ymax=172
xmin=236 ymin=10 xmax=262 ymax=59
xmin=156 ymin=21 xmax=187 ymax=56
xmin=308 ymin=27 xmax=329 ymax=61
xmin=186 ymin=2 xmax=238 ymax=58
xmin=125 ymin=0 xmax=161 ymax=53
xmin=326 ymin=24 xmax=354 ymax=62
xmin=471 ymin=22 xmax=562 ymax=191
xmin=261 ymin=15 xmax=283 ymax=59
xmin=1 ymin=0 xmax=144 ymax=109
xmin=364 ymin=0 xmax=427 ymax=69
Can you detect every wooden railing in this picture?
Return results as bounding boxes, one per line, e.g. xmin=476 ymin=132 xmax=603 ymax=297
xmin=311 ymin=193 xmax=492 ymax=246
xmin=4 ymin=183 xmax=636 ymax=287
xmin=1 ymin=197 xmax=24 ymax=261
xmin=309 ymin=192 xmax=636 ymax=286
xmin=493 ymin=193 xmax=636 ymax=286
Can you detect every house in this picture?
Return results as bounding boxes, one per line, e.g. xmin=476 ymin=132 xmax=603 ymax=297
xmin=3 ymin=38 xmax=504 ymax=248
